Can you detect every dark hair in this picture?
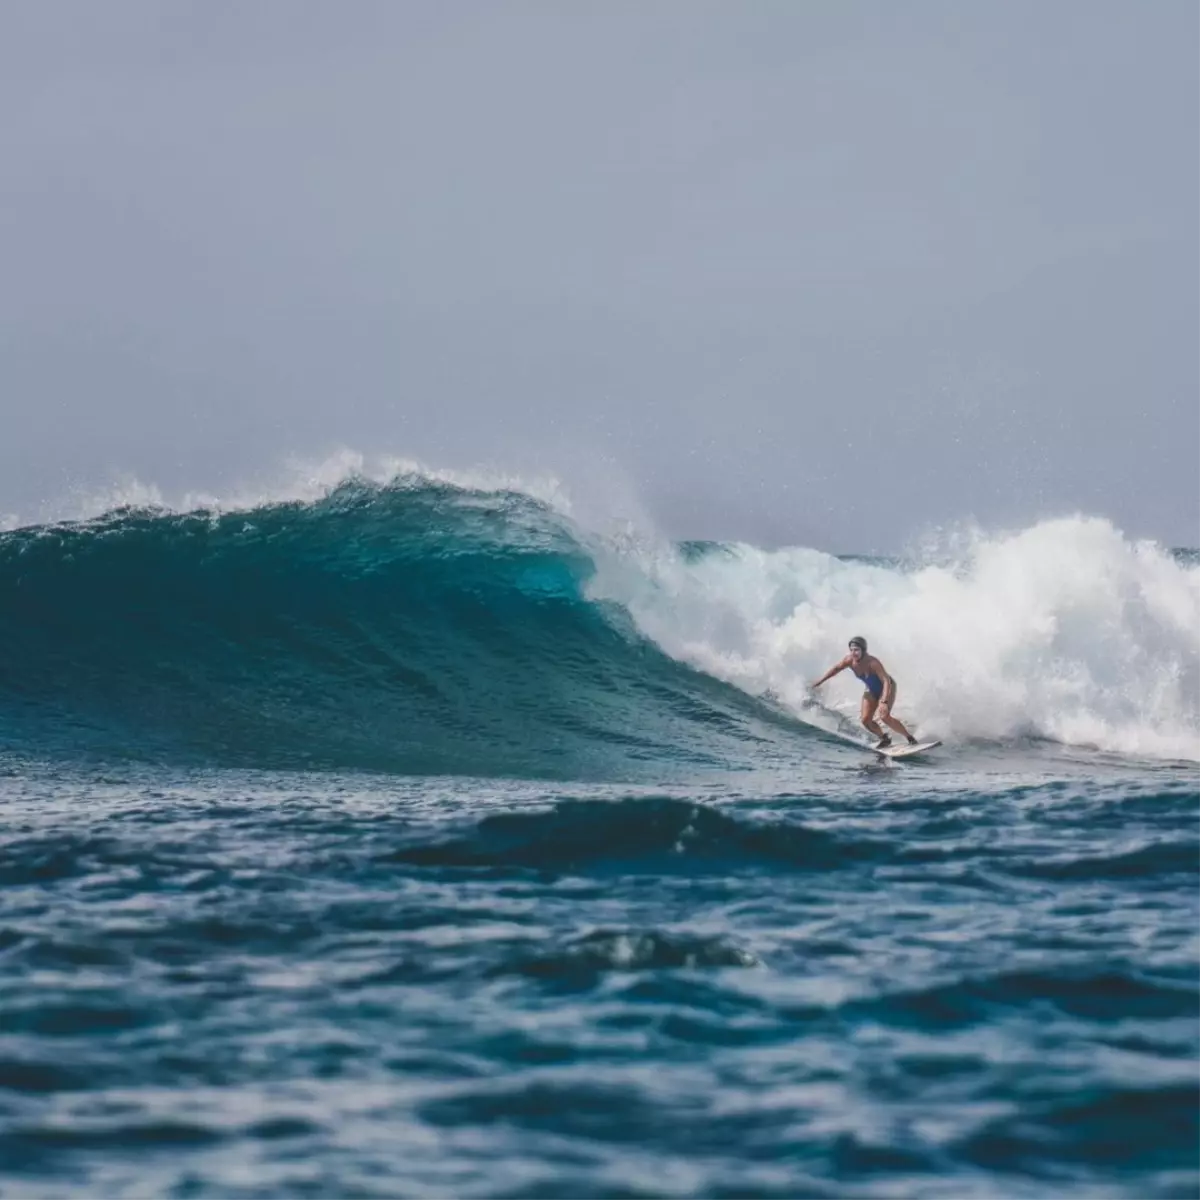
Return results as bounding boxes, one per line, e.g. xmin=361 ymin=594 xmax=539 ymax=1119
xmin=848 ymin=636 xmax=867 ymax=652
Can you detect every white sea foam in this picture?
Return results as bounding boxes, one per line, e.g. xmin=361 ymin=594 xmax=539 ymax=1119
xmin=591 ymin=516 xmax=1200 ymax=762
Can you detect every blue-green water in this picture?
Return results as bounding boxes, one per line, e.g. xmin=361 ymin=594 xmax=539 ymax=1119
xmin=1 ymin=479 xmax=1197 ymax=1197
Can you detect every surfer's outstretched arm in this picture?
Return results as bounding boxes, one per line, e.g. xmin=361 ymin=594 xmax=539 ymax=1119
xmin=811 ymin=655 xmax=850 ymax=689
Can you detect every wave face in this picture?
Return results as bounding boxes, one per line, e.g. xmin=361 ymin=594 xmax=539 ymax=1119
xmin=0 ymin=478 xmax=782 ymax=776
xmin=1 ymin=473 xmax=1197 ymax=772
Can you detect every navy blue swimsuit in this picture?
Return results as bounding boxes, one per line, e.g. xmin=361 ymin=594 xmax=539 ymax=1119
xmin=852 ymin=667 xmax=885 ymax=698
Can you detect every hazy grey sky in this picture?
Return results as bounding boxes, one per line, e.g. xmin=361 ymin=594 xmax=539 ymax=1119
xmin=2 ymin=1 xmax=1196 ymax=550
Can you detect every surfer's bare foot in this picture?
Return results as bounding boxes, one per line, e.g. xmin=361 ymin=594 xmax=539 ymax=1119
xmin=907 ymin=735 xmax=917 ymax=745
xmin=875 ymin=735 xmax=892 ymax=749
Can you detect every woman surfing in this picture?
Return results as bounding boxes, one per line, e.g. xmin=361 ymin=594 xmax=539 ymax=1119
xmin=810 ymin=636 xmax=917 ymax=750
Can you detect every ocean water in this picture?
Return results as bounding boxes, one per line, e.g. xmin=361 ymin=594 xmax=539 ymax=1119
xmin=1 ymin=474 xmax=1197 ymax=1198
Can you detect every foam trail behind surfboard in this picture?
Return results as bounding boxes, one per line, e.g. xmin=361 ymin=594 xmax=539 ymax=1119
xmin=794 ymin=693 xmax=877 ymax=748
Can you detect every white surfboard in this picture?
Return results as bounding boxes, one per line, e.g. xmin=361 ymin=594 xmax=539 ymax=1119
xmin=818 ymin=725 xmax=941 ymax=760
xmin=876 ymin=739 xmax=942 ymax=759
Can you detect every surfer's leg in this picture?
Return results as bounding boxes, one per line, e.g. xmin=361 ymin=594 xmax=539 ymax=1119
xmin=860 ymin=693 xmax=884 ymax=737
xmin=877 ymin=696 xmax=916 ymax=743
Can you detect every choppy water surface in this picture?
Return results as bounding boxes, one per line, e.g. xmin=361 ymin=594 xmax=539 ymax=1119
xmin=1 ymin=749 xmax=1195 ymax=1199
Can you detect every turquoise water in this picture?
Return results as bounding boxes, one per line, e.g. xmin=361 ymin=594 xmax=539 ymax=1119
xmin=1 ymin=479 xmax=1196 ymax=1197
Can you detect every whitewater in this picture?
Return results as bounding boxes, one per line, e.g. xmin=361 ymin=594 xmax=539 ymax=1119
xmin=591 ymin=514 xmax=1200 ymax=763
xmin=0 ymin=465 xmax=1196 ymax=1198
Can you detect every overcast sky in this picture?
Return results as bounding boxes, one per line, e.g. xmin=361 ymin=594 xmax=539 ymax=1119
xmin=2 ymin=1 xmax=1196 ymax=550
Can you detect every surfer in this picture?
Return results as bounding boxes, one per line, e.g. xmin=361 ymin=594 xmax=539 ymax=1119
xmin=810 ymin=636 xmax=917 ymax=750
